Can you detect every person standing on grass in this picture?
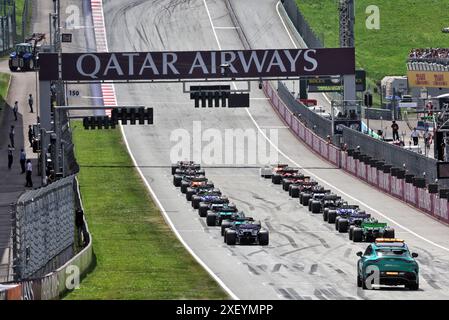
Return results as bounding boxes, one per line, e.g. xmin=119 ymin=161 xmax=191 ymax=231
xmin=7 ymin=145 xmax=14 ymax=170
xmin=13 ymin=101 xmax=18 ymax=121
xmin=25 ymin=160 xmax=33 ymax=188
xmin=411 ymin=127 xmax=420 ymax=146
xmin=19 ymin=149 xmax=26 ymax=174
xmin=28 ymin=94 xmax=34 ymax=113
xmin=391 ymin=121 xmax=400 ymax=141
xmin=9 ymin=125 xmax=15 ymax=148
xmin=28 ymin=125 xmax=34 ymax=148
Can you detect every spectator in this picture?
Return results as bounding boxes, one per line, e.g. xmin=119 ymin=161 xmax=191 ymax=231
xmin=424 ymin=129 xmax=432 ymax=150
xmin=12 ymin=101 xmax=18 ymax=121
xmin=28 ymin=125 xmax=34 ymax=148
xmin=7 ymin=145 xmax=14 ymax=170
xmin=25 ymin=160 xmax=33 ymax=188
xmin=28 ymin=94 xmax=34 ymax=113
xmin=19 ymin=149 xmax=26 ymax=174
xmin=391 ymin=121 xmax=400 ymax=141
xmin=411 ymin=127 xmax=420 ymax=146
xmin=9 ymin=125 xmax=15 ymax=148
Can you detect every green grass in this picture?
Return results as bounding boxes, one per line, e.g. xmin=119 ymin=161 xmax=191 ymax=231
xmin=296 ymin=0 xmax=449 ymax=89
xmin=65 ymin=123 xmax=228 ymax=300
xmin=0 ymin=72 xmax=11 ymax=115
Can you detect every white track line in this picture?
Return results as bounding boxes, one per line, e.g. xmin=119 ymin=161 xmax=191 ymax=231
xmin=93 ymin=0 xmax=239 ymax=300
xmin=202 ymin=0 xmax=449 ymax=253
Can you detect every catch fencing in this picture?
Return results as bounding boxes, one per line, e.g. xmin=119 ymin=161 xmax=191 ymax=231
xmin=0 ymin=0 xmax=16 ymax=54
xmin=1 ymin=177 xmax=93 ymax=300
xmin=20 ymin=0 xmax=31 ymax=42
xmin=13 ymin=176 xmax=77 ymax=280
xmin=281 ymin=0 xmax=323 ymax=48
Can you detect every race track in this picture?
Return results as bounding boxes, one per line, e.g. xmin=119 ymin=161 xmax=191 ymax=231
xmin=101 ymin=0 xmax=449 ymax=299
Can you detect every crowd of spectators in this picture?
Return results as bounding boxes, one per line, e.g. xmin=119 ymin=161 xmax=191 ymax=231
xmin=409 ymin=48 xmax=449 ymax=65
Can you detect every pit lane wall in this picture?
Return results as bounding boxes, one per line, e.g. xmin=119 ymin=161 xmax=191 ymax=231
xmin=0 ymin=178 xmax=93 ymax=300
xmin=262 ymin=81 xmax=449 ymax=225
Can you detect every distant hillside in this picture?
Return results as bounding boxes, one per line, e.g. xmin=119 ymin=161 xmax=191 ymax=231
xmin=296 ymin=0 xmax=449 ymax=88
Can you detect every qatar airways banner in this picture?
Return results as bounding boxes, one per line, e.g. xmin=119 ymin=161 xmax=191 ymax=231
xmin=39 ymin=48 xmax=355 ymax=81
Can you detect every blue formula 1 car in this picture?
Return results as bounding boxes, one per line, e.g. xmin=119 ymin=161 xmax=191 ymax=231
xmin=190 ymin=188 xmax=222 ymax=207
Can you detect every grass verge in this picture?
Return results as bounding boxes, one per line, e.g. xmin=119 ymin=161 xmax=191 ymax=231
xmin=65 ymin=122 xmax=228 ymax=300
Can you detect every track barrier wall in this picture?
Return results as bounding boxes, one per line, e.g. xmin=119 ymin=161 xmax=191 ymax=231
xmin=263 ymin=81 xmax=449 ymax=226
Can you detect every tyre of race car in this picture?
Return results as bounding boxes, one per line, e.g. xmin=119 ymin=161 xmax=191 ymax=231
xmin=383 ymin=228 xmax=395 ymax=239
xmin=328 ymin=210 xmax=337 ymax=224
xmin=186 ymin=188 xmax=195 ymax=201
xmin=221 ymin=196 xmax=229 ymax=203
xmin=272 ymin=174 xmax=282 ymax=185
xmin=338 ymin=219 xmax=349 ymax=233
xmin=282 ymin=180 xmax=291 ymax=191
xmin=173 ymin=175 xmax=182 ymax=187
xmin=349 ymin=225 xmax=355 ymax=240
xmin=308 ymin=199 xmax=314 ymax=211
xmin=228 ymin=203 xmax=237 ymax=210
xmin=357 ymin=275 xmax=363 ymax=288
xmin=208 ymin=181 xmax=215 ymax=188
xmin=311 ymin=201 xmax=321 ymax=214
xmin=226 ymin=230 xmax=237 ymax=245
xmin=323 ymin=208 xmax=329 ymax=221
xmin=221 ymin=221 xmax=232 ymax=236
xmin=171 ymin=165 xmax=178 ymax=175
xmin=258 ymin=230 xmax=269 ymax=246
xmin=290 ymin=186 xmax=300 ymax=198
xmin=180 ymin=181 xmax=189 ymax=193
xmin=192 ymin=196 xmax=201 ymax=209
xmin=335 ymin=216 xmax=341 ymax=230
xmin=198 ymin=203 xmax=209 ymax=217
xmin=301 ymin=194 xmax=310 ymax=206
xmin=206 ymin=212 xmax=217 ymax=226
xmin=197 ymin=169 xmax=205 ymax=175
xmin=352 ymin=228 xmax=363 ymax=242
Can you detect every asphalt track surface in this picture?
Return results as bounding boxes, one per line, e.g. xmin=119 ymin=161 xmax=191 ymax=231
xmin=102 ymin=0 xmax=449 ymax=299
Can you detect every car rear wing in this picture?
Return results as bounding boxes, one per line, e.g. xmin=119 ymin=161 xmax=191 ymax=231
xmin=362 ymin=222 xmax=388 ymax=229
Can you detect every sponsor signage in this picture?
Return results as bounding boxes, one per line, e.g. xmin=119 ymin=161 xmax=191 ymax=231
xmin=408 ymin=71 xmax=449 ymax=88
xmin=39 ymin=48 xmax=355 ymax=81
xmin=307 ymin=69 xmax=366 ymax=92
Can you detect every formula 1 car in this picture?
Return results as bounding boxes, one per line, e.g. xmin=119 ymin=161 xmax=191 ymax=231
xmin=325 ymin=205 xmax=359 ymax=224
xmin=223 ymin=219 xmax=269 ymax=246
xmin=350 ymin=221 xmax=395 ymax=242
xmin=271 ymin=167 xmax=300 ymax=185
xmin=288 ymin=181 xmax=319 ymax=198
xmin=299 ymin=186 xmax=330 ymax=206
xmin=322 ymin=196 xmax=348 ymax=221
xmin=180 ymin=177 xmax=214 ymax=194
xmin=260 ymin=164 xmax=289 ymax=178
xmin=198 ymin=196 xmax=231 ymax=217
xmin=333 ymin=208 xmax=372 ymax=233
xmin=171 ymin=161 xmax=201 ymax=175
xmin=307 ymin=192 xmax=337 ymax=213
xmin=206 ymin=204 xmax=242 ymax=227
xmin=357 ymin=239 xmax=419 ymax=290
xmin=281 ymin=174 xmax=311 ymax=191
xmin=190 ymin=188 xmax=222 ymax=207
xmin=173 ymin=168 xmax=205 ymax=187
